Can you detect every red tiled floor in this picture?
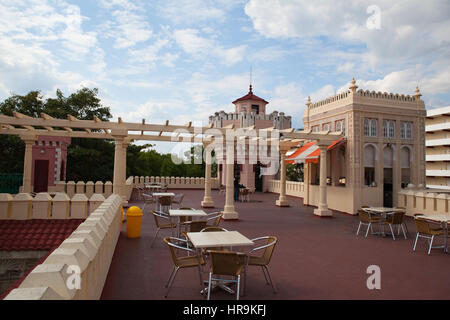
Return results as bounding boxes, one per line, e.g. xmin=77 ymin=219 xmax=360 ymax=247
xmin=101 ymin=190 xmax=450 ymax=300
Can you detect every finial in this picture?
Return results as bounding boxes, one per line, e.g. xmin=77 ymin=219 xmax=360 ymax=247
xmin=349 ymin=77 xmax=358 ymax=93
xmin=306 ymin=96 xmax=311 ymax=107
xmin=413 ymin=85 xmax=422 ymax=100
xmin=249 ymin=84 xmax=253 ymax=93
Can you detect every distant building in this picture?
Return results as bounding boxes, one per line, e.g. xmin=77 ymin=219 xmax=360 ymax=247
xmin=294 ymin=79 xmax=426 ymax=214
xmin=425 ymin=106 xmax=450 ymax=190
xmin=209 ymin=85 xmax=292 ymax=192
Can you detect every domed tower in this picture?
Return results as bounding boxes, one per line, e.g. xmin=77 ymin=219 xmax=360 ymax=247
xmin=209 ymin=85 xmax=292 ymax=192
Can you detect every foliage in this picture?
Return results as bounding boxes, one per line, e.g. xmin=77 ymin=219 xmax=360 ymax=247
xmin=0 ymin=88 xmax=211 ymax=181
xmin=286 ymin=163 xmax=304 ymax=182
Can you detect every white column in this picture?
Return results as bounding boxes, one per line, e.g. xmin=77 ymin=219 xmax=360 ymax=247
xmin=21 ymin=135 xmax=36 ymax=193
xmin=276 ymin=150 xmax=289 ymax=207
xmin=223 ymin=144 xmax=238 ymax=220
xmin=121 ymin=138 xmax=129 ymax=204
xmin=314 ymin=144 xmax=332 ymax=217
xmin=113 ymin=136 xmax=126 ymax=201
xmin=201 ymin=146 xmax=215 ymax=208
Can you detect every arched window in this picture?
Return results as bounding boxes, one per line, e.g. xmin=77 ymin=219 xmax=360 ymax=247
xmin=400 ymin=146 xmax=412 ymax=188
xmin=364 ymin=118 xmax=370 ymax=136
xmin=401 ymin=121 xmax=413 ymax=139
xmin=389 ymin=121 xmax=395 ymax=138
xmin=370 ymin=119 xmax=378 ymax=137
xmin=364 ymin=144 xmax=376 ymax=186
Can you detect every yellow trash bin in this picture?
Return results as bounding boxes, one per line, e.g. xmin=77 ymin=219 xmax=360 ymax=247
xmin=126 ymin=206 xmax=143 ymax=238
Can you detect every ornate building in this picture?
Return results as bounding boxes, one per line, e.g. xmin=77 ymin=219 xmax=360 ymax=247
xmin=289 ymin=79 xmax=426 ymax=214
xmin=209 ymin=85 xmax=292 ymax=192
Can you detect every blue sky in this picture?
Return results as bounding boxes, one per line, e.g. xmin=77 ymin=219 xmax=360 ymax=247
xmin=1 ymin=0 xmax=450 ymax=152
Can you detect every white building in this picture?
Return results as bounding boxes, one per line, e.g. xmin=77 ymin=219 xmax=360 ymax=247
xmin=426 ymin=106 xmax=450 ymax=190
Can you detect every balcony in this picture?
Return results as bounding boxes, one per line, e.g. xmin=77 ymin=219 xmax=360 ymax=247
xmin=426 ymin=154 xmax=450 ymax=162
xmin=426 ymin=138 xmax=450 ymax=147
xmin=425 ymin=122 xmax=450 ymax=133
xmin=426 ymin=170 xmax=450 ymax=177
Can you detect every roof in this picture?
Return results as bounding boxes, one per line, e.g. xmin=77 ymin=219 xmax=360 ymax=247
xmin=0 ymin=219 xmax=84 ymax=251
xmin=232 ymin=85 xmax=268 ymax=104
xmin=285 ymin=138 xmax=345 ymax=164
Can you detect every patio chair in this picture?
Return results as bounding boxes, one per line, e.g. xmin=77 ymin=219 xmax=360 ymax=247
xmin=142 ymin=193 xmax=154 ymax=213
xmin=200 ymin=226 xmax=228 ymax=232
xmin=356 ymin=209 xmax=384 ymax=238
xmin=181 ymin=220 xmax=208 ymax=239
xmin=172 ymin=193 xmax=185 ymax=208
xmin=163 ymin=237 xmax=205 ymax=298
xmin=240 ymin=188 xmax=250 ymax=202
xmin=382 ymin=210 xmax=407 ymax=240
xmin=219 ymin=185 xmax=226 ymax=194
xmin=161 ymin=183 xmax=168 ymax=192
xmin=158 ymin=195 xmax=172 ymax=213
xmin=243 ymin=236 xmax=278 ymax=296
xmin=413 ymin=217 xmax=445 ymax=255
xmin=394 ymin=206 xmax=408 ymax=233
xmin=205 ymin=212 xmax=223 ymax=227
xmin=151 ymin=211 xmax=176 ymax=247
xmin=206 ymin=250 xmax=247 ymax=300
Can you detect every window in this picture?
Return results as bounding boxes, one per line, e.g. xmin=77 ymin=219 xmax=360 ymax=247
xmin=364 ymin=144 xmax=376 ymax=186
xmin=383 ymin=120 xmax=395 ymax=138
xmin=400 ymin=122 xmax=413 ymax=139
xmin=364 ymin=118 xmax=378 ymax=137
xmin=251 ymin=104 xmax=259 ymax=114
xmin=322 ymin=122 xmax=331 ymax=131
xmin=311 ymin=125 xmax=319 ymax=132
xmin=400 ymin=147 xmax=411 ymax=188
xmin=335 ymin=119 xmax=345 ymax=136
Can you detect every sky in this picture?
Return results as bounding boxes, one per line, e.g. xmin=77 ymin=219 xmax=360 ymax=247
xmin=1 ymin=0 xmax=450 ymax=153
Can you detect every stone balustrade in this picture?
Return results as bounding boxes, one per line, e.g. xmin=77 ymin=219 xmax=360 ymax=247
xmin=132 ymin=176 xmax=220 ymax=189
xmin=4 ymin=194 xmax=123 ymax=300
xmin=269 ymin=179 xmax=450 ymax=217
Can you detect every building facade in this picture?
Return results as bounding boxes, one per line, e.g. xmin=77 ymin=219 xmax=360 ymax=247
xmin=425 ymin=106 xmax=450 ymax=190
xmin=301 ymin=79 xmax=426 ymax=214
xmin=209 ymin=85 xmax=292 ymax=192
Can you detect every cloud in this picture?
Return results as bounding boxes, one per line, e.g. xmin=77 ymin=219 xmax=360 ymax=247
xmin=99 ymin=0 xmax=153 ymax=49
xmin=173 ymin=28 xmax=246 ymax=65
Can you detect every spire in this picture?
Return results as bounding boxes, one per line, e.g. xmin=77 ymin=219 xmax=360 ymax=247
xmin=306 ymin=96 xmax=311 ymax=108
xmin=249 ymin=66 xmax=253 ymax=93
xmin=249 ymin=84 xmax=253 ymax=93
xmin=413 ymin=85 xmax=422 ymax=100
xmin=349 ymin=77 xmax=358 ymax=93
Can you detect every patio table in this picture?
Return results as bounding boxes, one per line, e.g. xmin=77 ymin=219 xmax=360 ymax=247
xmin=169 ymin=209 xmax=207 ymax=238
xmin=186 ymin=231 xmax=255 ymax=296
xmin=362 ymin=207 xmax=404 ymax=236
xmin=417 ymin=214 xmax=449 ymax=253
xmin=153 ymin=192 xmax=175 ymax=211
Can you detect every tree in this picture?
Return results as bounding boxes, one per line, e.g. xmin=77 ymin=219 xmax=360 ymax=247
xmin=286 ymin=163 xmax=304 ymax=182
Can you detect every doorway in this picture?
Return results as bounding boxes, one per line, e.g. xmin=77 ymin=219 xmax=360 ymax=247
xmin=383 ymin=168 xmax=393 ymax=207
xmin=254 ymin=163 xmax=263 ymax=192
xmin=34 ymin=160 xmax=49 ymax=192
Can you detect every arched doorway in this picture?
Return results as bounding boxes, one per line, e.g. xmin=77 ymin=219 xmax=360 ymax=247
xmin=383 ymin=145 xmax=394 ymax=207
xmin=254 ymin=162 xmax=263 ymax=192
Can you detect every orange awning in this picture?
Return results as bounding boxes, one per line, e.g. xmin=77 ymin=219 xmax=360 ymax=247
xmin=285 ymin=138 xmax=345 ymax=164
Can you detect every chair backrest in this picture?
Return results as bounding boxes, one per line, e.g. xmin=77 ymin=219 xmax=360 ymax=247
xmin=174 ymin=193 xmax=184 ymax=203
xmin=208 ymin=250 xmax=246 ymax=276
xmin=358 ymin=209 xmax=371 ymax=223
xmin=188 ymin=220 xmax=208 ymax=232
xmin=361 ymin=206 xmax=369 ymax=208
xmin=163 ymin=237 xmax=196 ymax=267
xmin=200 ymin=226 xmax=228 ymax=232
xmin=152 ymin=210 xmax=168 ymax=228
xmin=159 ymin=196 xmax=172 ymax=206
xmin=241 ymin=189 xmax=249 ymax=195
xmin=207 ymin=212 xmax=223 ymax=227
xmin=414 ymin=218 xmax=433 ymax=235
xmin=389 ymin=211 xmax=405 ymax=224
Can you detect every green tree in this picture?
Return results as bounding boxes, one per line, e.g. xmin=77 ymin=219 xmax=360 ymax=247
xmin=286 ymin=163 xmax=304 ymax=182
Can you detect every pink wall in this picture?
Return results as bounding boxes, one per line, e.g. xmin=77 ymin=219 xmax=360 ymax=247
xmin=31 ymin=136 xmax=71 ymax=190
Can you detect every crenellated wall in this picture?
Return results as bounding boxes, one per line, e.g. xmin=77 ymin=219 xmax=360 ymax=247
xmin=4 ymin=194 xmax=123 ymax=300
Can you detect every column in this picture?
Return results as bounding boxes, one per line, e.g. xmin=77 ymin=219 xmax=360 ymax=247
xmin=314 ymin=144 xmax=332 ymax=217
xmin=21 ymin=135 xmax=36 ymax=193
xmin=201 ymin=146 xmax=215 ymax=208
xmin=276 ymin=150 xmax=289 ymax=207
xmin=112 ymin=132 xmax=128 ymax=205
xmin=121 ymin=138 xmax=130 ymax=204
xmin=223 ymin=145 xmax=238 ymax=220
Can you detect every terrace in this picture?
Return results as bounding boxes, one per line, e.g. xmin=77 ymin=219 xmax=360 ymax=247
xmin=101 ymin=189 xmax=450 ymax=300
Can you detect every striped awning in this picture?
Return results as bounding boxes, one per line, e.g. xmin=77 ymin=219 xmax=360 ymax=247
xmin=285 ymin=138 xmax=345 ymax=164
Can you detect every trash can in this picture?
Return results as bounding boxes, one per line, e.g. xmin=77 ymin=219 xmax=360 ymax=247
xmin=126 ymin=206 xmax=143 ymax=238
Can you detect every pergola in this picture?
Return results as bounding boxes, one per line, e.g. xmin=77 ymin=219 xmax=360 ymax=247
xmin=0 ymin=112 xmax=343 ymax=219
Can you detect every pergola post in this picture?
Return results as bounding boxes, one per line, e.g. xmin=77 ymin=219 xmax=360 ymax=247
xmin=314 ymin=143 xmax=332 ymax=217
xmin=223 ymin=144 xmax=238 ymax=220
xmin=21 ymin=135 xmax=37 ymax=193
xmin=201 ymin=145 xmax=215 ymax=208
xmin=121 ymin=138 xmax=130 ymax=204
xmin=276 ymin=149 xmax=289 ymax=207
xmin=112 ymin=130 xmax=127 ymax=204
